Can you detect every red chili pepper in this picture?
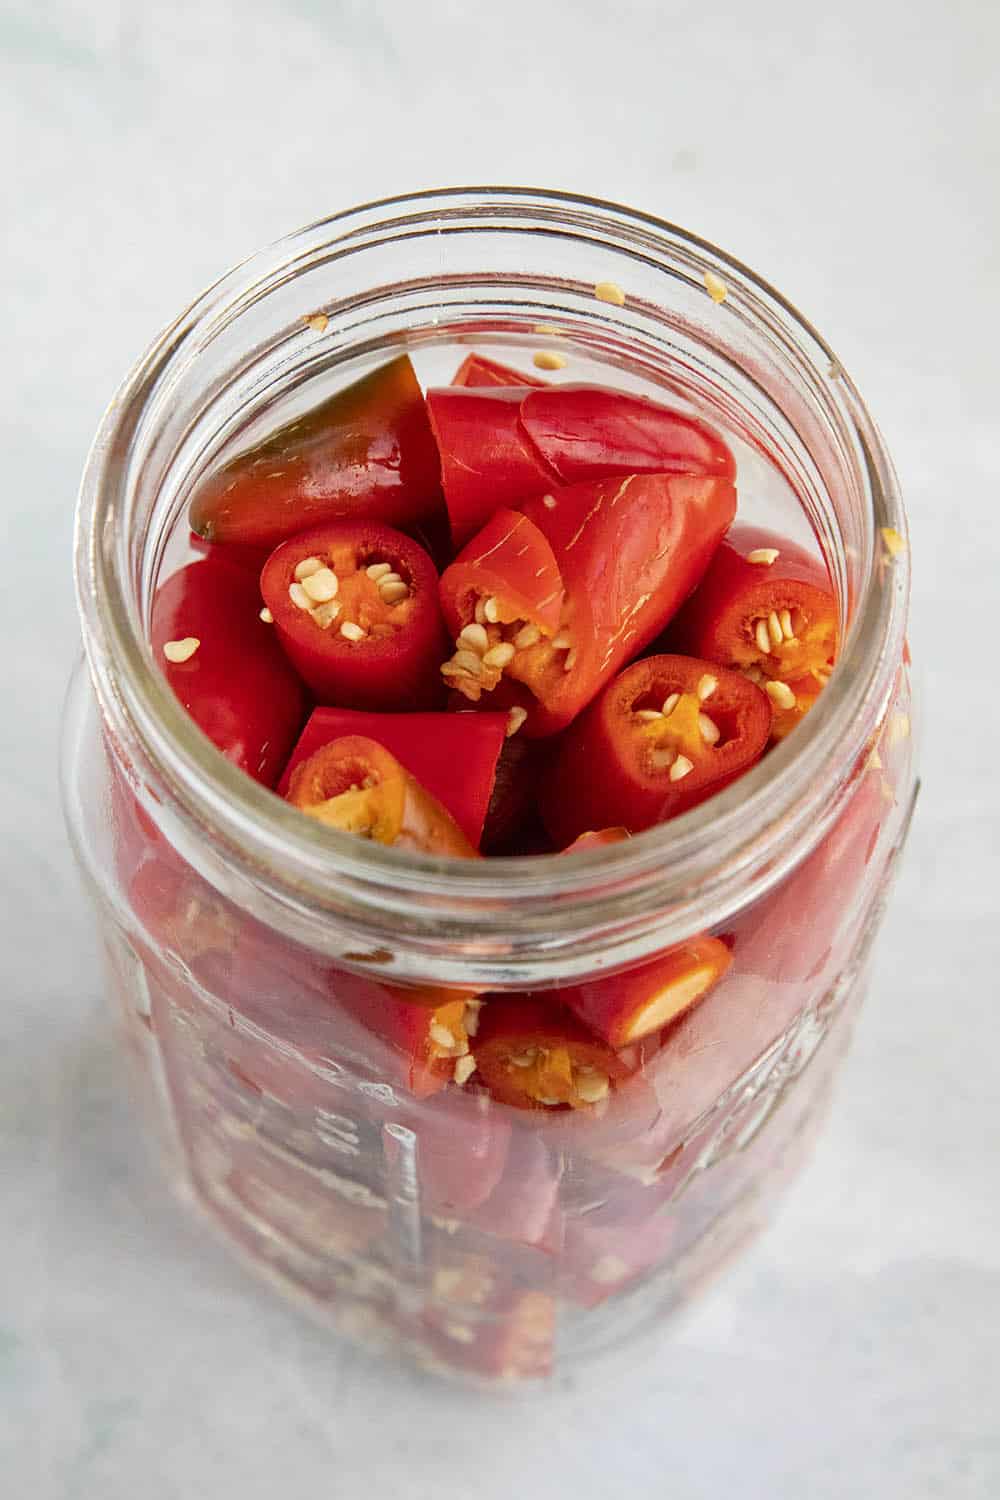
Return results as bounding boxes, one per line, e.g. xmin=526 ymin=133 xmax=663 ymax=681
xmin=333 ymin=976 xmax=477 ymax=1098
xmin=666 ymin=524 xmax=838 ymax=739
xmin=427 ymin=380 xmax=735 ymax=545
xmin=286 ymin=735 xmax=478 ymax=857
xmin=261 ymin=520 xmax=446 ymax=709
xmin=469 ymin=1130 xmax=564 ymax=1252
xmin=542 ymin=654 xmax=771 ymax=843
xmin=473 ymin=996 xmax=635 ymax=1112
xmin=451 ymin=353 xmax=547 ymax=388
xmin=151 ymin=558 xmax=307 ymax=787
xmin=188 ymin=355 xmax=442 ymax=548
xmin=557 ymin=936 xmax=732 ymax=1048
xmin=439 ymin=476 xmax=737 ymax=737
xmin=278 ymin=706 xmax=507 ymax=849
xmin=479 ymin=736 xmax=544 ymax=853
xmin=385 ymin=1093 xmax=512 ymax=1216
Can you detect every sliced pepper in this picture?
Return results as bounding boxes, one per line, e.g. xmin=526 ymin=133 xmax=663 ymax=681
xmin=440 ymin=474 xmax=738 ymax=740
xmin=188 ymin=355 xmax=442 ymax=548
xmin=286 ymin=735 xmax=477 ymax=857
xmin=278 ymin=706 xmax=507 ymax=848
xmin=151 ymin=557 xmax=307 ymax=787
xmin=666 ymin=524 xmax=838 ymax=739
xmin=427 ymin=380 xmax=735 ymax=545
xmin=542 ymin=653 xmax=771 ymax=843
xmin=473 ymin=996 xmax=635 ymax=1112
xmin=560 ymin=827 xmax=630 ymax=854
xmin=261 ymin=520 xmax=446 ymax=709
xmin=451 ymin=353 xmax=547 ymax=388
xmin=557 ymin=936 xmax=732 ymax=1048
xmin=333 ymin=977 xmax=477 ymax=1098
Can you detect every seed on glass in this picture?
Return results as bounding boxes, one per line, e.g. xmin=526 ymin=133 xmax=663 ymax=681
xmin=697 ymin=674 xmax=718 ymax=701
xmin=747 ymin=548 xmax=780 ymax=566
xmin=340 ymin=621 xmax=366 ymax=643
xmin=289 ymin=582 xmax=312 ymax=611
xmin=301 ymin=567 xmax=339 ymax=603
xmin=163 ymin=637 xmax=200 ymax=663
xmin=506 ymin=706 xmax=528 ymax=737
xmin=514 ymin=623 xmax=541 ymax=649
xmin=754 ymin=618 xmax=772 ymax=655
xmin=259 ymin=608 xmax=274 ymax=624
xmin=294 ymin=556 xmax=324 ymax=581
xmin=575 ymin=1071 xmax=610 ymax=1103
xmin=765 ymin=680 xmax=797 ymax=710
xmin=768 ymin=611 xmax=783 ymax=647
xmin=310 ymin=599 xmax=341 ymax=629
xmin=366 ymin=562 xmax=393 ymax=581
xmin=533 ymin=350 xmax=567 ymax=371
xmin=483 ymin=642 xmax=515 ymax=669
xmin=454 ymin=1056 xmax=476 ymax=1086
xmin=669 ymin=755 xmax=694 ymax=782
xmin=459 ymin=623 xmax=489 ymax=654
xmin=484 ymin=596 xmax=501 ymax=624
xmin=704 ymin=270 xmax=728 ymax=304
xmin=594 ymin=280 xmax=626 ymax=306
xmin=379 ymin=581 xmax=410 ymax=605
xmin=662 ymin=692 xmax=680 ymax=716
xmin=302 ymin=311 xmax=329 ymax=333
xmin=698 ymin=713 xmax=720 ymax=744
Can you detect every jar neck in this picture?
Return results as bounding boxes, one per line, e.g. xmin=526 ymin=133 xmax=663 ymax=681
xmin=75 ymin=188 xmax=909 ymax=987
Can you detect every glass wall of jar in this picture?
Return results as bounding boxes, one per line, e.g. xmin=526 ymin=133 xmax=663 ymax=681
xmin=63 ymin=189 xmax=915 ymax=1385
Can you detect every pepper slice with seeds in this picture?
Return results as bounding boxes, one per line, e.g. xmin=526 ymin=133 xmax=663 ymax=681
xmin=261 ymin=520 xmax=447 ymax=709
xmin=473 ymin=997 xmax=636 ymax=1112
xmin=151 ymin=557 xmax=307 ymax=787
xmin=666 ymin=524 xmax=838 ymax=739
xmin=426 ymin=380 xmax=735 ymax=546
xmin=278 ymin=706 xmax=507 ymax=848
xmin=557 ymin=936 xmax=732 ymax=1048
xmin=439 ymin=475 xmax=737 ymax=738
xmin=450 ymin=353 xmax=547 ymax=389
xmin=188 ymin=355 xmax=442 ymax=548
xmin=541 ymin=654 xmax=771 ymax=844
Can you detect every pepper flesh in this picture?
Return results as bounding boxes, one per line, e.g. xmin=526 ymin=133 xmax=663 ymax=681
xmin=278 ymin=707 xmax=508 ymax=848
xmin=473 ymin=996 xmax=635 ymax=1112
xmin=427 ymin=380 xmax=735 ymax=545
xmin=560 ymin=828 xmax=630 ymax=854
xmin=666 ymin=524 xmax=837 ymax=739
xmin=451 ymin=353 xmax=547 ymax=389
xmin=151 ymin=557 xmax=307 ymax=787
xmin=440 ymin=475 xmax=737 ymax=737
xmin=188 ymin=355 xmax=442 ymax=547
xmin=286 ymin=735 xmax=477 ymax=857
xmin=261 ymin=520 xmax=446 ymax=709
xmin=541 ymin=653 xmax=771 ymax=843
xmin=557 ymin=937 xmax=732 ymax=1047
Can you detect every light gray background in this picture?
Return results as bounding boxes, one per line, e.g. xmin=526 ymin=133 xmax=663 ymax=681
xmin=3 ymin=2 xmax=998 ymax=1495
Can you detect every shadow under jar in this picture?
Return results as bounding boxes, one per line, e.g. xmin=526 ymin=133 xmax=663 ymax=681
xmin=63 ymin=188 xmax=916 ymax=1385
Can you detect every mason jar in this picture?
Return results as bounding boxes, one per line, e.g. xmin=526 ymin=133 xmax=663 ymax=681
xmin=62 ymin=188 xmax=916 ymax=1385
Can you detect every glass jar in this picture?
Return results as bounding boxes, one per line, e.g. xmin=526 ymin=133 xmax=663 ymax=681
xmin=63 ymin=188 xmax=916 ymax=1384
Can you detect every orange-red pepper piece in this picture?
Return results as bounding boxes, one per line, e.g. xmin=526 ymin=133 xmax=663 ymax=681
xmin=556 ymin=936 xmax=732 ymax=1047
xmin=474 ymin=996 xmax=635 ymax=1112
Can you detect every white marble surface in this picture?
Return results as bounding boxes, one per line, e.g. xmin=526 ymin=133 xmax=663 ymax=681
xmin=3 ymin=1 xmax=999 ymax=1494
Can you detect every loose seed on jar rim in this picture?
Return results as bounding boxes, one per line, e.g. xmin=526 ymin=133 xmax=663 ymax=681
xmin=704 ymin=270 xmax=728 ymax=304
xmin=163 ymin=637 xmax=200 ymax=663
xmin=533 ymin=350 xmax=567 ymax=371
xmin=747 ymin=548 xmax=780 ymax=566
xmin=765 ymin=680 xmax=797 ymax=710
xmin=294 ymin=556 xmax=324 ymax=581
xmin=594 ymin=280 xmax=626 ymax=306
xmin=301 ymin=567 xmax=339 ymax=603
xmin=302 ymin=311 xmax=328 ymax=333
xmin=669 ymin=755 xmax=694 ymax=782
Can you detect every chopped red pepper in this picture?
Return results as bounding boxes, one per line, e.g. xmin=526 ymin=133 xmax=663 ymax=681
xmin=333 ymin=976 xmax=477 ymax=1098
xmin=560 ymin=827 xmax=630 ymax=854
xmin=469 ymin=1130 xmax=563 ymax=1252
xmin=666 ymin=524 xmax=838 ymax=739
xmin=278 ymin=706 xmax=507 ymax=848
xmin=261 ymin=520 xmax=446 ymax=709
xmin=558 ymin=936 xmax=732 ymax=1048
xmin=439 ymin=475 xmax=737 ymax=737
xmin=151 ymin=557 xmax=307 ymax=787
xmin=188 ymin=355 xmax=442 ymax=548
xmin=542 ymin=653 xmax=771 ymax=843
xmin=286 ymin=735 xmax=477 ymax=857
xmin=451 ymin=353 xmax=547 ymax=388
xmin=427 ymin=380 xmax=735 ymax=545
xmin=385 ymin=1094 xmax=512 ymax=1216
xmin=473 ymin=996 xmax=635 ymax=1112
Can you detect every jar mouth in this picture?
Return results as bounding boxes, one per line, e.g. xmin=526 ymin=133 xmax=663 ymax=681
xmin=74 ymin=186 xmax=909 ymax=980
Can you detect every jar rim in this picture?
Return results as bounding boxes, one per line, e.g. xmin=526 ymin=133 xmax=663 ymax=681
xmin=74 ymin=186 xmax=909 ymax=981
